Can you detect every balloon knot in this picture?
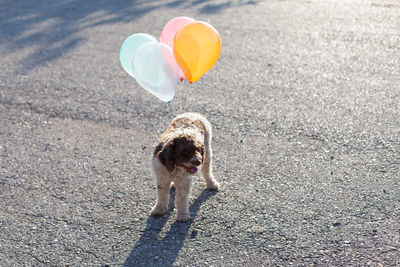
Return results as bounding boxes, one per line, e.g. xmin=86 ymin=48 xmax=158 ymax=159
xmin=180 ymin=78 xmax=184 ymax=82
xmin=189 ymin=81 xmax=192 ymax=84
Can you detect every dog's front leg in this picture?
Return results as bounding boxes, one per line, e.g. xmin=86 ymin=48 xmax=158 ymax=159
xmin=150 ymin=176 xmax=171 ymax=216
xmin=174 ymin=176 xmax=192 ymax=222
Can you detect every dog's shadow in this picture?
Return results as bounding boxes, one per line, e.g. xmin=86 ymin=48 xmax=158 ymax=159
xmin=123 ymin=188 xmax=218 ymax=267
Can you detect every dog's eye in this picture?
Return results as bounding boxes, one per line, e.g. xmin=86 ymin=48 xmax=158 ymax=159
xmin=183 ymin=150 xmax=195 ymax=161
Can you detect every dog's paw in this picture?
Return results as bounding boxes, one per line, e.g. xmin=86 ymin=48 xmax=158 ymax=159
xmin=150 ymin=205 xmax=167 ymax=216
xmin=206 ymin=180 xmax=220 ymax=190
xmin=204 ymin=174 xmax=220 ymax=190
xmin=176 ymin=212 xmax=191 ymax=222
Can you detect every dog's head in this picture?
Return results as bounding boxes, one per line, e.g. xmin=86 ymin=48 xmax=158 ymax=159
xmin=156 ymin=134 xmax=204 ymax=174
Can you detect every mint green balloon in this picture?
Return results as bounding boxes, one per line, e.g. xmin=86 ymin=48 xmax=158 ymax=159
xmin=133 ymin=42 xmax=179 ymax=102
xmin=120 ymin=33 xmax=157 ymax=78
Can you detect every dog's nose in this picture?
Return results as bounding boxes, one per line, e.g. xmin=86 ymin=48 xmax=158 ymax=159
xmin=192 ymin=159 xmax=202 ymax=166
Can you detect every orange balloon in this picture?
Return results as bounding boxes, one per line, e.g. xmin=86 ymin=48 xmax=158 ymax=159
xmin=173 ymin=21 xmax=221 ymax=82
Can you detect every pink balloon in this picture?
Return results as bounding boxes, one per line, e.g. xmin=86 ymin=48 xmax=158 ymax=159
xmin=160 ymin=16 xmax=195 ymax=81
xmin=160 ymin=16 xmax=195 ymax=48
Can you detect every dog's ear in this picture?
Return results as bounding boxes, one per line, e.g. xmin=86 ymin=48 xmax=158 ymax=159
xmin=156 ymin=141 xmax=175 ymax=172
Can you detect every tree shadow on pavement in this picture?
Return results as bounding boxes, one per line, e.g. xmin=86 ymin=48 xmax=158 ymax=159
xmin=0 ymin=0 xmax=258 ymax=73
xmin=123 ymin=188 xmax=218 ymax=267
xmin=0 ymin=0 xmax=181 ymax=73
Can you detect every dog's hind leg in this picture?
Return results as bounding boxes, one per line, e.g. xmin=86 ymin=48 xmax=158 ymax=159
xmin=201 ymin=119 xmax=220 ymax=190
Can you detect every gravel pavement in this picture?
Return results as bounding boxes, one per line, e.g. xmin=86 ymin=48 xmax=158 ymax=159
xmin=1 ymin=0 xmax=399 ymax=266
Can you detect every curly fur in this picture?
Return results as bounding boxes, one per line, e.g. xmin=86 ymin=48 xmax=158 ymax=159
xmin=150 ymin=112 xmax=219 ymax=221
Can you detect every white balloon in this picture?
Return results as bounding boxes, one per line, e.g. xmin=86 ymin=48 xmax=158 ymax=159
xmin=119 ymin=33 xmax=157 ymax=78
xmin=133 ymin=42 xmax=180 ymax=102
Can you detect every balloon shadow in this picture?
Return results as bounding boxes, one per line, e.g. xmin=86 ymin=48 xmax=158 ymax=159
xmin=123 ymin=187 xmax=218 ymax=267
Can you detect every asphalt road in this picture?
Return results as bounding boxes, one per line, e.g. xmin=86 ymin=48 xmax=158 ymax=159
xmin=1 ymin=0 xmax=399 ymax=266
